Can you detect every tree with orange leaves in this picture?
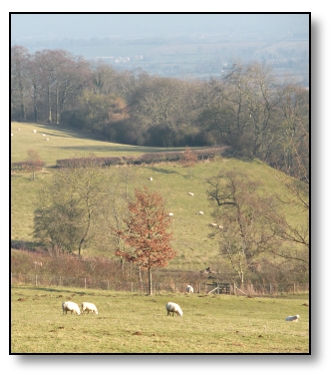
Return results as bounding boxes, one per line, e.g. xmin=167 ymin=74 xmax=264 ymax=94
xmin=181 ymin=146 xmax=197 ymax=178
xmin=115 ymin=187 xmax=177 ymax=295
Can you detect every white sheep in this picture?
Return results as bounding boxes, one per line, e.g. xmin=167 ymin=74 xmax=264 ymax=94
xmin=166 ymin=302 xmax=183 ymax=317
xmin=81 ymin=302 xmax=98 ymax=315
xmin=42 ymin=133 xmax=46 ymax=137
xmin=186 ymin=284 xmax=194 ymax=293
xmin=148 ymin=177 xmax=153 ymax=181
xmin=188 ymin=192 xmax=194 ymax=196
xmin=285 ymin=314 xmax=300 ymax=322
xmin=45 ymin=138 xmax=49 ymax=141
xmin=33 ymin=129 xmax=37 ymax=133
xmin=197 ymin=211 xmax=204 ymax=215
xmin=17 ymin=128 xmax=20 ymax=131
xmin=168 ymin=213 xmax=174 ymax=217
xmin=209 ymin=223 xmax=217 ymax=227
xmin=62 ymin=301 xmax=81 ymax=315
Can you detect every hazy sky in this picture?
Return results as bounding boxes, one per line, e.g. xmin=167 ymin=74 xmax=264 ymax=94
xmin=11 ymin=13 xmax=309 ymax=41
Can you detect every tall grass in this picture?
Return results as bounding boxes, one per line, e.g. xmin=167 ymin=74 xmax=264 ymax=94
xmin=11 ymin=285 xmax=309 ymax=354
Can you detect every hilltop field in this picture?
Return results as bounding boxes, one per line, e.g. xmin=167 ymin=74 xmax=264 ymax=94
xmin=11 ymin=121 xmax=305 ymax=270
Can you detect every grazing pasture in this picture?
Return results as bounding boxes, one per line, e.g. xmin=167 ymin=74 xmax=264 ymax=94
xmin=10 ymin=122 xmax=305 ymax=270
xmin=11 ymin=285 xmax=309 ymax=354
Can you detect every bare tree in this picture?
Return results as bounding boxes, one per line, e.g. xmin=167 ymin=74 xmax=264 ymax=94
xmin=26 ymin=149 xmax=44 ymax=180
xmin=11 ymin=45 xmax=30 ymax=121
xmin=207 ymin=170 xmax=274 ymax=284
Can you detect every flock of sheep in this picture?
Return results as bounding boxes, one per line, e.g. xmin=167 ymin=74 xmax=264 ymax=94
xmin=62 ymin=284 xmax=300 ymax=321
xmin=11 ymin=128 xmax=49 ymax=140
xmin=62 ymin=285 xmax=195 ymax=318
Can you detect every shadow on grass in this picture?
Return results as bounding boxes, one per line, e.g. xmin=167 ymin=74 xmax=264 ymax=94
xmin=150 ymin=167 xmax=181 ymax=175
xmin=16 ymin=285 xmax=87 ymax=294
xmin=11 ymin=240 xmax=44 ymax=252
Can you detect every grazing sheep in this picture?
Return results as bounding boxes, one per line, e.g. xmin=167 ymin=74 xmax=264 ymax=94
xmin=33 ymin=129 xmax=37 ymax=133
xmin=166 ymin=302 xmax=183 ymax=317
xmin=209 ymin=223 xmax=217 ymax=227
xmin=168 ymin=213 xmax=174 ymax=217
xmin=186 ymin=285 xmax=194 ymax=293
xmin=81 ymin=302 xmax=98 ymax=315
xmin=188 ymin=192 xmax=194 ymax=196
xmin=42 ymin=133 xmax=46 ymax=137
xmin=17 ymin=128 xmax=20 ymax=131
xmin=218 ymin=225 xmax=224 ymax=229
xmin=45 ymin=138 xmax=49 ymax=141
xmin=148 ymin=177 xmax=153 ymax=181
xmin=197 ymin=211 xmax=204 ymax=215
xmin=285 ymin=314 xmax=300 ymax=322
xmin=62 ymin=301 xmax=81 ymax=315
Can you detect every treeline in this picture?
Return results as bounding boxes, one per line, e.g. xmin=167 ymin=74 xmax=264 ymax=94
xmin=11 ymin=45 xmax=309 ymax=180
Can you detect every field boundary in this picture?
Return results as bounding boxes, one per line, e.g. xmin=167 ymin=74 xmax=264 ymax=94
xmin=11 ymin=273 xmax=309 ymax=296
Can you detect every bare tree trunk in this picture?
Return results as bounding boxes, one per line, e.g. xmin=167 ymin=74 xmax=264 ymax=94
xmin=148 ymin=267 xmax=153 ymax=295
xmin=138 ymin=266 xmax=143 ymax=283
xmin=47 ymin=85 xmax=52 ymax=123
xmin=55 ymin=83 xmax=59 ymax=124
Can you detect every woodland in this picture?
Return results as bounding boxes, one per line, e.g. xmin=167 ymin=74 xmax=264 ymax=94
xmin=11 ymin=45 xmax=309 ymax=180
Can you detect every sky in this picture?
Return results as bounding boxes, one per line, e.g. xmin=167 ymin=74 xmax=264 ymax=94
xmin=11 ymin=13 xmax=309 ymax=42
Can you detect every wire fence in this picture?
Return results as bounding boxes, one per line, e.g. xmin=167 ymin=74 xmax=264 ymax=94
xmin=11 ymin=273 xmax=309 ymax=296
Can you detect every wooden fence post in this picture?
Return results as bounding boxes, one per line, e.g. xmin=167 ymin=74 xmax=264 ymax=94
xmin=85 ymin=278 xmax=86 ymax=288
xmin=36 ymin=274 xmax=38 ymax=286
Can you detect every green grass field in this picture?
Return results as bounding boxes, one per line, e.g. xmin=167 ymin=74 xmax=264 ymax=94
xmin=11 ymin=285 xmax=309 ymax=353
xmin=11 ymin=122 xmax=307 ymax=270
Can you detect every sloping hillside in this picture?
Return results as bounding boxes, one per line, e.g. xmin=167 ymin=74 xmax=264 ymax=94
xmin=11 ymin=122 xmax=305 ymax=270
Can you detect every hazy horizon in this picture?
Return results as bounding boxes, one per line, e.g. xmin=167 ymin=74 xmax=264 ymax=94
xmin=11 ymin=13 xmax=309 ymax=42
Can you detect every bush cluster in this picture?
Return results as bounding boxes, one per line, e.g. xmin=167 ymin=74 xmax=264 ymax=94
xmin=55 ymin=146 xmax=229 ymax=168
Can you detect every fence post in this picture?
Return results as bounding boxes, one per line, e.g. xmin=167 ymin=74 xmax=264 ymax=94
xmin=131 ymin=282 xmax=133 ymax=292
xmin=85 ymin=278 xmax=86 ymax=288
xmin=107 ymin=280 xmax=109 ymax=290
xmin=269 ymin=283 xmax=272 ymax=295
xmin=60 ymin=276 xmax=61 ymax=287
xmin=217 ymin=282 xmax=219 ymax=294
xmin=36 ymin=274 xmax=38 ymax=286
xmin=234 ymin=283 xmax=236 ymax=295
xmin=293 ymin=282 xmax=295 ymax=294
